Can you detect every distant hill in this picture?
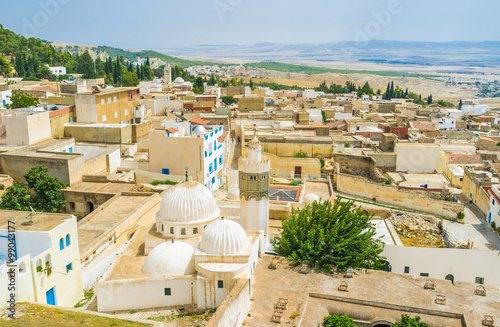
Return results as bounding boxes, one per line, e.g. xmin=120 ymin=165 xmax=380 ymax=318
xmin=161 ymin=40 xmax=500 ymax=68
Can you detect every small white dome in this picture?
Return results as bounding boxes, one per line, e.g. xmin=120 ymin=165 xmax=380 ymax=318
xmin=199 ymin=219 xmax=248 ymax=255
xmin=304 ymin=193 xmax=320 ymax=203
xmin=174 ymin=77 xmax=185 ymax=83
xmin=193 ymin=125 xmax=207 ymax=135
xmin=157 ymin=181 xmax=220 ymax=223
xmin=142 ymin=241 xmax=195 ymax=277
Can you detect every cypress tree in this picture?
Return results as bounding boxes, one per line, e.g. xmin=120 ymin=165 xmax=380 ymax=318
xmin=385 ymin=82 xmax=390 ymax=100
xmin=427 ymin=94 xmax=433 ymax=104
xmin=389 ymin=81 xmax=394 ymax=99
xmin=459 ymin=99 xmax=463 ymax=110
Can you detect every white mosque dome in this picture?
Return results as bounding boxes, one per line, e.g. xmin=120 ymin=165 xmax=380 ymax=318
xmin=304 ymin=193 xmax=320 ymax=203
xmin=174 ymin=77 xmax=185 ymax=84
xmin=142 ymin=241 xmax=195 ymax=277
xmin=193 ymin=125 xmax=207 ymax=135
xmin=199 ymin=219 xmax=248 ymax=255
xmin=157 ymin=181 xmax=220 ymax=223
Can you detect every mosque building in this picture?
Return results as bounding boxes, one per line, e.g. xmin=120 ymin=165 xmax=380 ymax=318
xmin=95 ymin=137 xmax=269 ymax=313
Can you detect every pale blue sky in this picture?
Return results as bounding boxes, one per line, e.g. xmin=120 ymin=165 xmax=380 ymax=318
xmin=1 ymin=0 xmax=499 ymax=49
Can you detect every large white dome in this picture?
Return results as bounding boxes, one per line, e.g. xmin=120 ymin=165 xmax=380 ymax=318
xmin=199 ymin=219 xmax=248 ymax=255
xmin=174 ymin=77 xmax=185 ymax=83
xmin=157 ymin=181 xmax=220 ymax=223
xmin=142 ymin=241 xmax=195 ymax=277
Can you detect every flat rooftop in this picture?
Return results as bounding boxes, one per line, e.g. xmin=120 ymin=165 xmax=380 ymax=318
xmin=77 ymin=194 xmax=155 ymax=254
xmin=65 ymin=182 xmax=135 ymax=194
xmin=244 ymin=255 xmax=500 ymax=327
xmin=0 ymin=210 xmax=73 ymax=232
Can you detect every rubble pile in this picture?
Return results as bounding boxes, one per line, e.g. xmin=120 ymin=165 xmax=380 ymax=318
xmin=390 ymin=212 xmax=441 ymax=234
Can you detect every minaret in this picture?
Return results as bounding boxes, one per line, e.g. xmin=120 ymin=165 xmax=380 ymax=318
xmin=238 ymin=135 xmax=270 ymax=234
xmin=164 ymin=63 xmax=172 ymax=84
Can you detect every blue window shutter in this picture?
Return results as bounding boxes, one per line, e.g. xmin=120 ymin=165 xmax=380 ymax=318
xmin=59 ymin=239 xmax=64 ymax=250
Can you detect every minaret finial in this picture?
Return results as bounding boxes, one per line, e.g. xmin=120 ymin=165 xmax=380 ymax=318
xmin=185 ymin=166 xmax=189 ymax=181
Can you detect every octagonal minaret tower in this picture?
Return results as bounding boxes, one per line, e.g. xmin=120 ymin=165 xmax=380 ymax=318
xmin=238 ymin=135 xmax=270 ymax=234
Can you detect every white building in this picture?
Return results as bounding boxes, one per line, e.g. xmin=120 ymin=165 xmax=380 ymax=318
xmin=149 ymin=119 xmax=225 ymax=191
xmin=437 ymin=117 xmax=456 ymax=130
xmin=461 ymin=103 xmax=488 ymax=115
xmin=395 ymin=143 xmax=442 ymax=173
xmin=0 ymin=211 xmax=83 ymax=309
xmin=47 ymin=65 xmax=66 ymax=77
xmin=95 ymin=181 xmax=260 ymax=313
xmin=487 ymin=185 xmax=500 ymax=226
xmin=302 ymin=89 xmax=317 ymax=99
xmin=0 ymin=85 xmax=12 ymax=108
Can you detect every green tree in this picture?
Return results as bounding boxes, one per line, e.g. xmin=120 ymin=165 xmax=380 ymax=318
xmin=6 ymin=90 xmax=40 ymax=109
xmin=122 ymin=71 xmax=139 ymax=87
xmin=427 ymin=94 xmax=433 ymax=104
xmin=77 ymin=50 xmax=96 ymax=79
xmin=393 ymin=314 xmax=429 ymax=327
xmin=324 ymin=314 xmax=356 ymax=327
xmin=0 ymin=55 xmax=12 ymax=76
xmin=0 ymin=182 xmax=31 ymax=211
xmin=458 ymin=99 xmax=463 ymax=110
xmin=23 ymin=165 xmax=66 ymax=213
xmin=273 ymin=199 xmax=384 ymax=272
xmin=220 ymin=96 xmax=237 ymax=105
xmin=193 ymin=77 xmax=204 ymax=94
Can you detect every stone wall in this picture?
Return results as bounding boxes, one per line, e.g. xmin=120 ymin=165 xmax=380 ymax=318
xmin=206 ymin=278 xmax=250 ymax=327
xmin=131 ymin=121 xmax=153 ymax=143
xmin=64 ymin=124 xmax=133 ymax=144
xmin=336 ymin=173 xmax=464 ymax=219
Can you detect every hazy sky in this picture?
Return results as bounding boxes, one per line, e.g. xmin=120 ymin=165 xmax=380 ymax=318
xmin=1 ymin=0 xmax=499 ymax=50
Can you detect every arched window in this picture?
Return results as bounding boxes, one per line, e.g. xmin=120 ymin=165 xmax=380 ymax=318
xmin=45 ymin=254 xmax=51 ymax=266
xmin=65 ymin=234 xmax=70 ymax=247
xmin=59 ymin=238 xmax=64 ymax=250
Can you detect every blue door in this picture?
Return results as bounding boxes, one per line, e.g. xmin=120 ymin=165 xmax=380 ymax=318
xmin=46 ymin=287 xmax=56 ymax=305
xmin=488 ymin=212 xmax=492 ymax=224
xmin=162 ymin=168 xmax=170 ymax=175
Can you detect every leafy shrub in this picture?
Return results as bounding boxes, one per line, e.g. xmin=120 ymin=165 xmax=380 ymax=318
xmin=319 ymin=158 xmax=325 ymax=168
xmin=324 ymin=314 xmax=355 ymax=327
xmin=151 ymin=179 xmax=179 ymax=186
xmin=344 ymin=142 xmax=351 ymax=148
xmin=492 ymin=221 xmax=497 ymax=229
xmin=293 ymin=151 xmax=308 ymax=158
xmin=393 ymin=314 xmax=429 ymax=327
xmin=382 ymin=178 xmax=393 ymax=185
xmin=290 ymin=181 xmax=301 ymax=186
xmin=457 ymin=212 xmax=465 ymax=220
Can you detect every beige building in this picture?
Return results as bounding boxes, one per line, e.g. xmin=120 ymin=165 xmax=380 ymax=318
xmin=0 ymin=110 xmax=52 ymax=146
xmin=74 ymin=87 xmax=140 ymax=124
xmin=238 ymin=96 xmax=265 ymax=112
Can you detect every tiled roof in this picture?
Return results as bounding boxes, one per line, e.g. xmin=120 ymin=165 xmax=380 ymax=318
xmin=189 ymin=118 xmax=210 ymax=125
xmin=218 ymin=131 xmax=228 ymax=143
xmin=166 ymin=127 xmax=178 ymax=133
xmin=410 ymin=122 xmax=436 ymax=131
xmin=30 ymin=86 xmax=57 ymax=94
xmin=479 ymin=136 xmax=494 ymax=142
xmin=369 ymin=114 xmax=385 ymax=122
xmin=447 ymin=154 xmax=482 ymax=165
xmin=328 ymin=120 xmax=346 ymax=129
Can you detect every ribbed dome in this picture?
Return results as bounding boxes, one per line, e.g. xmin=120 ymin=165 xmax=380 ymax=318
xmin=157 ymin=181 xmax=220 ymax=223
xmin=174 ymin=77 xmax=185 ymax=83
xmin=199 ymin=219 xmax=248 ymax=255
xmin=142 ymin=241 xmax=195 ymax=277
